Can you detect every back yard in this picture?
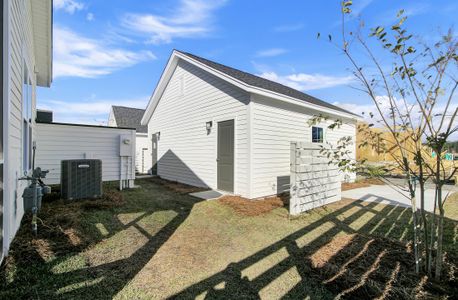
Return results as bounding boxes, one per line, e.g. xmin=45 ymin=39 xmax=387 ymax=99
xmin=1 ymin=178 xmax=457 ymax=299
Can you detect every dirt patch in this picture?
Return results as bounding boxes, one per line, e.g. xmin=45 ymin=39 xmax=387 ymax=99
xmin=308 ymin=233 xmax=457 ymax=299
xmin=342 ymin=178 xmax=385 ymax=191
xmin=219 ymin=195 xmax=286 ymax=216
xmin=150 ymin=177 xmax=207 ymax=194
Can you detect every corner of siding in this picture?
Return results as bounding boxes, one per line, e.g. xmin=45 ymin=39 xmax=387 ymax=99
xmin=247 ymin=94 xmax=254 ymax=198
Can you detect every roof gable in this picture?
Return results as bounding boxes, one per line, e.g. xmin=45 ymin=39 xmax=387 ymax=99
xmin=112 ymin=106 xmax=147 ymax=133
xmin=177 ymin=51 xmax=356 ymax=116
xmin=141 ymin=50 xmax=360 ymax=124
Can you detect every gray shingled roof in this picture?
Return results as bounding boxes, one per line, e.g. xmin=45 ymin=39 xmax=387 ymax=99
xmin=112 ymin=106 xmax=147 ymax=133
xmin=177 ymin=50 xmax=357 ymax=116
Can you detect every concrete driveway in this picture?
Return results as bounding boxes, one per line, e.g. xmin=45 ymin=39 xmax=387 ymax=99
xmin=341 ymin=184 xmax=454 ymax=212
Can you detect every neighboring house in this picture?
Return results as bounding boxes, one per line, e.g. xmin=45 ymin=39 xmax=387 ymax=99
xmin=108 ymin=106 xmax=151 ymax=174
xmin=141 ymin=50 xmax=359 ymax=199
xmin=1 ymin=0 xmax=53 ymax=261
xmin=35 ymin=110 xmax=136 ymax=187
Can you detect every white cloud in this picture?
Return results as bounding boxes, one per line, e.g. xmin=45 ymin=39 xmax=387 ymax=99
xmin=54 ymin=0 xmax=85 ymax=14
xmin=86 ymin=13 xmax=94 ymax=21
xmin=258 ymin=71 xmax=354 ymax=91
xmin=38 ymin=97 xmax=149 ymax=125
xmin=121 ymin=0 xmax=227 ymax=44
xmin=256 ymin=48 xmax=288 ymax=58
xmin=274 ymin=23 xmax=304 ymax=33
xmin=53 ymin=26 xmax=156 ymax=78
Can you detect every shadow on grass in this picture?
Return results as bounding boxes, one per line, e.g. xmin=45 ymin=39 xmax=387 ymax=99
xmin=0 ymin=178 xmax=204 ymax=299
xmin=1 ymin=180 xmax=457 ymax=299
xmin=170 ymin=196 xmax=457 ymax=299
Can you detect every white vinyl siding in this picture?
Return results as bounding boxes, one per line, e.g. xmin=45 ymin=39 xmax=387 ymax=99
xmin=4 ymin=0 xmax=37 ymax=253
xmin=148 ymin=60 xmax=249 ymax=196
xmin=250 ymin=95 xmax=356 ymax=199
xmin=35 ymin=123 xmax=136 ymax=185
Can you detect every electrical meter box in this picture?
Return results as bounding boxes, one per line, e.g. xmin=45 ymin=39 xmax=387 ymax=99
xmin=120 ymin=134 xmax=133 ymax=157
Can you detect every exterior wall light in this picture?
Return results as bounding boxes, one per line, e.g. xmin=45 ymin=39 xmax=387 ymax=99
xmin=206 ymin=121 xmax=213 ymax=131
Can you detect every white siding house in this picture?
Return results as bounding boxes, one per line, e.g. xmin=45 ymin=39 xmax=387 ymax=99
xmin=2 ymin=0 xmax=52 ymax=261
xmin=108 ymin=106 xmax=151 ymax=174
xmin=141 ymin=50 xmax=359 ymax=199
xmin=35 ymin=121 xmax=136 ymax=185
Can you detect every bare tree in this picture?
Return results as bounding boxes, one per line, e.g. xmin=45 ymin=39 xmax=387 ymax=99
xmin=316 ymin=1 xmax=457 ymax=280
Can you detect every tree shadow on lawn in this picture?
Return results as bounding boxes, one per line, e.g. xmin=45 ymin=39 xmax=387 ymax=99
xmin=1 ymin=182 xmax=457 ymax=299
xmin=171 ymin=197 xmax=458 ymax=299
xmin=0 ymin=178 xmax=205 ymax=299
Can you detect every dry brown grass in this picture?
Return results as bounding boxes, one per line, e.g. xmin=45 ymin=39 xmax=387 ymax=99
xmin=219 ymin=195 xmax=286 ymax=216
xmin=342 ymin=178 xmax=385 ymax=191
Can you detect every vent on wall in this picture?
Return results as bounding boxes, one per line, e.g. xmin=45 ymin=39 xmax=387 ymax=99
xmin=61 ymin=159 xmax=102 ymax=200
xmin=36 ymin=109 xmax=53 ymax=123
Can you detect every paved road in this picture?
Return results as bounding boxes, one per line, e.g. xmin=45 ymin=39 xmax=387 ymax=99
xmin=342 ymin=184 xmax=454 ymax=212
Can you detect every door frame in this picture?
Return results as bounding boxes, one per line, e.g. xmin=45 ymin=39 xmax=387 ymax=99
xmin=213 ymin=116 xmax=237 ymax=194
xmin=151 ymin=132 xmax=159 ymax=175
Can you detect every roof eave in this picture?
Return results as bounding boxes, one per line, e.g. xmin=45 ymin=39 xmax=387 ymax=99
xmin=32 ymin=0 xmax=53 ymax=87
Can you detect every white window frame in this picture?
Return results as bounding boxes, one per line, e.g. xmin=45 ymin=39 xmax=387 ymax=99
xmin=311 ymin=126 xmax=324 ymax=143
xmin=22 ymin=58 xmax=33 ymax=174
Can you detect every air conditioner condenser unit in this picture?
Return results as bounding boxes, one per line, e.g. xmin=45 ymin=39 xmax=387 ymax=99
xmin=61 ymin=159 xmax=102 ymax=200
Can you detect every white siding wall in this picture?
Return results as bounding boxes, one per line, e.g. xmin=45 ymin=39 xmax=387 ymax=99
xmin=251 ymin=95 xmax=356 ymax=199
xmin=135 ymin=133 xmax=151 ymax=174
xmin=35 ymin=123 xmax=136 ymax=185
xmin=3 ymin=0 xmax=36 ymax=255
xmin=148 ymin=60 xmax=250 ymax=196
xmin=107 ymin=108 xmax=116 ymax=127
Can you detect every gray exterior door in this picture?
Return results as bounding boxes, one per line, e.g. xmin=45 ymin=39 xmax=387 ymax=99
xmin=217 ymin=120 xmax=234 ymax=192
xmin=151 ymin=133 xmax=158 ymax=175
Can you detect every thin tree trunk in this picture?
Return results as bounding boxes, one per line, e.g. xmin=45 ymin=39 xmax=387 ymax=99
xmin=427 ymin=188 xmax=437 ymax=276
xmin=419 ymin=179 xmax=429 ymax=272
xmin=434 ymin=150 xmax=444 ymax=280
xmin=435 ymin=186 xmax=444 ymax=280
xmin=412 ymin=194 xmax=420 ymax=274
xmin=404 ymin=157 xmax=420 ymax=275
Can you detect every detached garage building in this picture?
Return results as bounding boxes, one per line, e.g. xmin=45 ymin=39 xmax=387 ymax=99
xmin=141 ymin=50 xmax=359 ymax=199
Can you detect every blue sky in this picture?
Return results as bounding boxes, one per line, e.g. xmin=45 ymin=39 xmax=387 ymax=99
xmin=38 ymin=0 xmax=457 ymax=125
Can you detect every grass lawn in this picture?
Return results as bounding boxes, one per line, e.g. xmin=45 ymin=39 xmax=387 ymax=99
xmin=1 ymin=178 xmax=457 ymax=299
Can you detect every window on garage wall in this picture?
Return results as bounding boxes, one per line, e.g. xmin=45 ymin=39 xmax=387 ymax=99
xmin=22 ymin=61 xmax=33 ymax=173
xmin=311 ymin=126 xmax=324 ymax=143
